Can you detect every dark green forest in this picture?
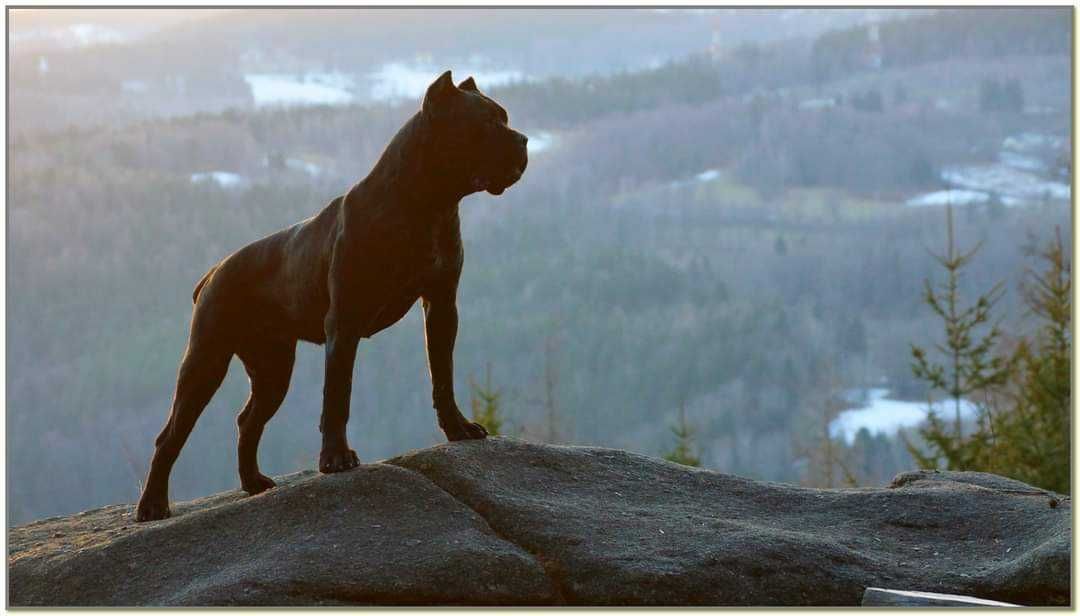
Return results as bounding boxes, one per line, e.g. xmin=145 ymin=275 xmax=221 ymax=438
xmin=7 ymin=8 xmax=1071 ymax=524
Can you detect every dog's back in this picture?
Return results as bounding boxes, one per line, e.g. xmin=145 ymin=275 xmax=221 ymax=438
xmin=189 ymin=195 xmax=345 ymax=345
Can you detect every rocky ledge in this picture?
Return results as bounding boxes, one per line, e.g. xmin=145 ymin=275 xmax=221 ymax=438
xmin=8 ymin=437 xmax=1070 ymax=606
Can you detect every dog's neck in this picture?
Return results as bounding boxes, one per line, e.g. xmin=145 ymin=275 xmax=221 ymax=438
xmin=356 ymin=112 xmax=471 ymax=213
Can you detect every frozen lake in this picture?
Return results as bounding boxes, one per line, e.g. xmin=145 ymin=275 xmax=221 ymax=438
xmin=829 ymin=388 xmax=977 ymax=445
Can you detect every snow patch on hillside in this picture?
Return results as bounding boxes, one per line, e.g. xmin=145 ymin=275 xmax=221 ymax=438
xmin=190 ymin=171 xmax=248 ymax=189
xmin=244 ymin=73 xmax=355 ymax=107
xmin=368 ymin=62 xmax=526 ymax=102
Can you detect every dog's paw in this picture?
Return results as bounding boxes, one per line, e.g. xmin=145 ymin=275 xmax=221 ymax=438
xmin=319 ymin=448 xmax=360 ymax=474
xmin=465 ymin=421 xmax=489 ymax=439
xmin=241 ymin=473 xmax=277 ymax=495
xmin=135 ymin=499 xmax=171 ymax=523
xmin=446 ymin=421 xmax=489 ymax=442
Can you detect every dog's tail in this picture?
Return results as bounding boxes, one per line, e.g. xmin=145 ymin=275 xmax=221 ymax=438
xmin=192 ymin=265 xmax=218 ymax=305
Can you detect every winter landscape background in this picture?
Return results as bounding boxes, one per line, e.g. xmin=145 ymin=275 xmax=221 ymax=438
xmin=7 ymin=8 xmax=1071 ymax=524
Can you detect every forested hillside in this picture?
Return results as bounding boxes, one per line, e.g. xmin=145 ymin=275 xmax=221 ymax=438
xmin=7 ymin=8 xmax=1071 ymax=524
xmin=9 ymin=8 xmax=920 ymax=134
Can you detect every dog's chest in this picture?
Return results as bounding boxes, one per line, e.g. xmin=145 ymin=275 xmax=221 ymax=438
xmin=354 ymin=216 xmax=461 ymax=337
xmin=397 ymin=218 xmax=459 ymax=283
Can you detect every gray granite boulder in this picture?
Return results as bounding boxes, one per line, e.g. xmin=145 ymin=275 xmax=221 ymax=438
xmin=9 ymin=437 xmax=1070 ymax=606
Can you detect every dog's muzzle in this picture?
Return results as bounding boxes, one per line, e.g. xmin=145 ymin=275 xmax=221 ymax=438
xmin=483 ymin=134 xmax=528 ymax=195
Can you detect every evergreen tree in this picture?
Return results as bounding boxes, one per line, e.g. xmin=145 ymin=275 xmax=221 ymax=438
xmin=839 ymin=314 xmax=868 ymax=356
xmin=1003 ymin=79 xmax=1025 ymax=113
xmin=469 ymin=363 xmax=504 ymax=436
xmin=664 ymin=402 xmax=701 ymax=467
xmin=803 ymin=365 xmax=859 ymax=488
xmin=774 ymin=234 xmax=788 ymax=256
xmin=907 ymin=206 xmax=1011 ymax=470
xmin=990 ymin=230 xmax=1071 ymax=493
xmin=979 ymin=78 xmax=1025 ymax=113
xmin=893 ymin=81 xmax=909 ymax=106
xmin=978 ymin=78 xmax=1001 ymax=112
xmin=541 ymin=334 xmax=562 ymax=443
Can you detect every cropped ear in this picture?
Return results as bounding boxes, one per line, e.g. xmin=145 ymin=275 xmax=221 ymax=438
xmin=458 ymin=76 xmax=478 ymax=92
xmin=423 ymin=70 xmax=455 ymax=114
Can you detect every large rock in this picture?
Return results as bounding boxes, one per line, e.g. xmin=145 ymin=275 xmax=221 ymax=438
xmin=8 ymin=464 xmax=556 ymax=606
xmin=9 ymin=437 xmax=1070 ymax=606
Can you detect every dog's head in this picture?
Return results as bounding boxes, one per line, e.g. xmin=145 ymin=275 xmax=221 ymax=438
xmin=421 ymin=70 xmax=528 ymax=196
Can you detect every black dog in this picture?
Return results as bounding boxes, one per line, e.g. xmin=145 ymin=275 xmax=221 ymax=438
xmin=135 ymin=71 xmax=527 ymax=522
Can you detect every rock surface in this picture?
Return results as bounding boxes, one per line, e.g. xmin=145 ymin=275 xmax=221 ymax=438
xmin=8 ymin=438 xmax=1071 ymax=606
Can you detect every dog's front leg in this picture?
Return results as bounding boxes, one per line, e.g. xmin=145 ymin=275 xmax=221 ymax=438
xmin=318 ymin=309 xmax=361 ymax=473
xmin=422 ymin=291 xmax=488 ymax=441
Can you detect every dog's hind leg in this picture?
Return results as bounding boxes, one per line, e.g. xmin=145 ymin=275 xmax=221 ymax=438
xmin=235 ymin=341 xmax=296 ymax=495
xmin=135 ymin=340 xmax=232 ymax=522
